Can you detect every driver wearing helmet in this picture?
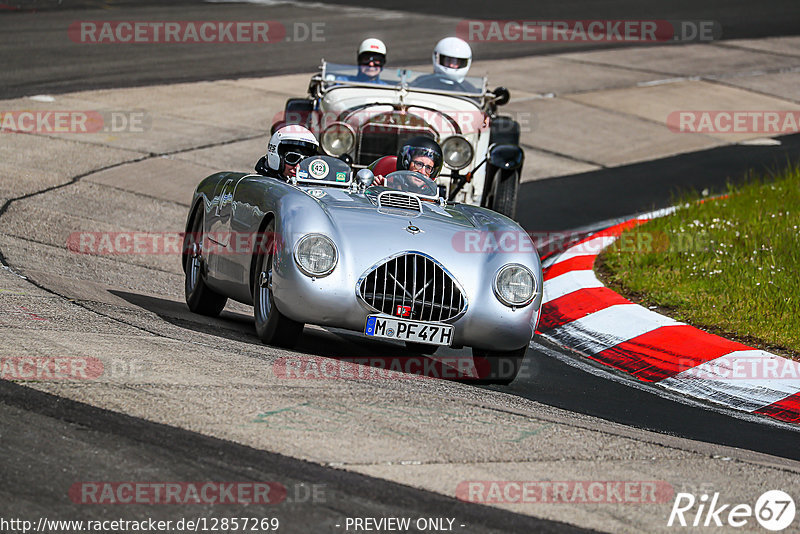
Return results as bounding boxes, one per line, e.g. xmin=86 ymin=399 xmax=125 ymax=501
xmin=339 ymin=38 xmax=388 ymax=85
xmin=255 ymin=125 xmax=319 ymax=180
xmin=411 ymin=37 xmax=477 ymax=93
xmin=369 ymin=136 xmax=443 ymax=189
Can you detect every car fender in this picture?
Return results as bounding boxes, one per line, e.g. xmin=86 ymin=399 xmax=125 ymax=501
xmin=488 ymin=144 xmax=524 ymax=171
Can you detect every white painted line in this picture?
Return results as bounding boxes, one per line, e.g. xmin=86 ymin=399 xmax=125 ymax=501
xmin=636 ymin=205 xmax=677 ymax=220
xmin=660 ymin=350 xmax=800 ymax=412
xmin=636 ymin=76 xmax=700 ymax=87
xmin=532 ymin=338 xmax=800 ymax=432
xmin=546 ymin=304 xmax=682 ymax=355
xmin=542 ymin=270 xmax=603 ymax=304
xmin=551 ymin=235 xmax=619 ymax=265
xmin=738 ymin=138 xmax=782 ymax=146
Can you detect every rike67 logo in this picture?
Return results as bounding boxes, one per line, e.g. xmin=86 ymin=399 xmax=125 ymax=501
xmin=668 ymin=490 xmax=796 ymax=531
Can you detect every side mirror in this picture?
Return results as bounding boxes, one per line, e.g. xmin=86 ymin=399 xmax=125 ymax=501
xmin=493 ymin=86 xmax=510 ymax=106
xmin=356 ymin=168 xmax=375 ymax=190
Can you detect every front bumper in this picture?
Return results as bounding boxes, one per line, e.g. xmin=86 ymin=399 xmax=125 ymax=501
xmin=272 ymin=259 xmax=539 ymax=351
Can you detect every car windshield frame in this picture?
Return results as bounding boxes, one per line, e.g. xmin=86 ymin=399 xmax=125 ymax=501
xmin=319 ymin=62 xmax=487 ymax=99
xmin=373 ymin=170 xmax=441 ymax=200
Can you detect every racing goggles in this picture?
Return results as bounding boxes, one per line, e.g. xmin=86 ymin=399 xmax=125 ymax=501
xmin=283 ymin=151 xmax=308 ymax=166
xmin=280 ymin=141 xmax=317 ymax=166
xmin=437 ymin=54 xmax=469 ymax=69
xmin=358 ymin=53 xmax=385 ymax=67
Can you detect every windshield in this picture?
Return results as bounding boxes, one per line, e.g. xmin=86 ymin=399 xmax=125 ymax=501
xmin=322 ymin=63 xmax=486 ymax=96
xmin=381 ymin=170 xmax=439 ymax=197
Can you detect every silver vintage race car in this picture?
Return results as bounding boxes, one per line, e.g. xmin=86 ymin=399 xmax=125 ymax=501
xmin=182 ymin=156 xmax=542 ymax=383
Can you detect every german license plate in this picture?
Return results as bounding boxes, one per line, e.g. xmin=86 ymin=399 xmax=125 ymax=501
xmin=364 ymin=315 xmax=454 ymax=346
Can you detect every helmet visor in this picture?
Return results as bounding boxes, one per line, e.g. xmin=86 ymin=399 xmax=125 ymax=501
xmin=358 ymin=52 xmax=385 ymax=67
xmin=437 ymin=54 xmax=469 ymax=69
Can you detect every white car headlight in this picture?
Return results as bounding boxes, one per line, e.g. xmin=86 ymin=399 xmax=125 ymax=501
xmin=294 ymin=234 xmax=338 ymax=277
xmin=320 ymin=122 xmax=355 ymax=156
xmin=441 ymin=136 xmax=473 ymax=170
xmin=494 ymin=264 xmax=536 ymax=307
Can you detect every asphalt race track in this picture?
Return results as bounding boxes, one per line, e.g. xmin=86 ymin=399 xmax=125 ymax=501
xmin=2 ymin=0 xmax=800 ymax=97
xmin=2 ymin=1 xmax=800 ymax=533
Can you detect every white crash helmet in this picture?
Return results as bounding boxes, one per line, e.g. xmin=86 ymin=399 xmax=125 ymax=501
xmin=432 ymin=37 xmax=472 ymax=83
xmin=266 ymin=125 xmax=319 ymax=171
xmin=358 ymin=37 xmax=387 ymax=64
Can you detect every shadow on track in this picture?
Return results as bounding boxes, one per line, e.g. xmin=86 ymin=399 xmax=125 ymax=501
xmin=501 ymin=342 xmax=800 ymax=461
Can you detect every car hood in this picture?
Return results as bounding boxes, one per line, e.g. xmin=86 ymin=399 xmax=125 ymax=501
xmin=295 ymin=186 xmax=531 ymax=270
xmin=304 ymin=186 xmax=476 ymax=230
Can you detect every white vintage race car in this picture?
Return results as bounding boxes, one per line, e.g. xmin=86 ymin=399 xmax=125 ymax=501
xmin=272 ymin=62 xmax=524 ymax=219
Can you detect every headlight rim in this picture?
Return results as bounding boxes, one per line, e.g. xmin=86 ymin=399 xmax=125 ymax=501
xmin=441 ymin=135 xmax=474 ymax=171
xmin=493 ymin=263 xmax=536 ymax=308
xmin=293 ymin=233 xmax=339 ymax=278
xmin=320 ymin=122 xmax=356 ymax=157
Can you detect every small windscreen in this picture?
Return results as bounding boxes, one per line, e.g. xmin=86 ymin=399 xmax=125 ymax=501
xmin=382 ymin=170 xmax=439 ymax=197
xmin=322 ymin=63 xmax=485 ymax=95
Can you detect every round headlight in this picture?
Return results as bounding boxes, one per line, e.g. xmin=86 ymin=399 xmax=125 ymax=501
xmin=294 ymin=234 xmax=338 ymax=277
xmin=494 ymin=264 xmax=536 ymax=307
xmin=320 ymin=122 xmax=355 ymax=156
xmin=441 ymin=136 xmax=473 ymax=170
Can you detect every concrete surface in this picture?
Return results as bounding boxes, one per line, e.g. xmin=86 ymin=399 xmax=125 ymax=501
xmin=3 ymin=34 xmax=800 ymax=533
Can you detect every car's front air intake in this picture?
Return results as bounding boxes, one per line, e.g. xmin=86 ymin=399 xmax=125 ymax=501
xmin=358 ymin=252 xmax=466 ymax=321
xmin=377 ymin=191 xmax=422 ymax=212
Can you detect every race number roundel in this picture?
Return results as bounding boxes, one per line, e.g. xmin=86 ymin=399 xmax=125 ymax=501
xmin=308 ymin=159 xmax=329 ymax=179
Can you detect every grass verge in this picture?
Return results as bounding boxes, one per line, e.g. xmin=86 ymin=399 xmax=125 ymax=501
xmin=598 ymin=164 xmax=800 ymax=359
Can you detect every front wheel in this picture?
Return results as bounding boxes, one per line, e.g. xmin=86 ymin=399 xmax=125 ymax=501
xmin=184 ymin=208 xmax=227 ymax=317
xmin=487 ymin=168 xmax=520 ymax=220
xmin=253 ymin=222 xmax=304 ymax=348
xmin=471 ymin=346 xmax=527 ymax=385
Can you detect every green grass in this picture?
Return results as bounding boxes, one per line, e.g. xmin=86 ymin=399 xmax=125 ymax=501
xmin=599 ymin=165 xmax=800 ymax=357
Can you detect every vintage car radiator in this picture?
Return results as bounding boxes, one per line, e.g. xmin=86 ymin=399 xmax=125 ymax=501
xmin=358 ymin=253 xmax=466 ymax=321
xmin=357 ymin=119 xmax=436 ymax=166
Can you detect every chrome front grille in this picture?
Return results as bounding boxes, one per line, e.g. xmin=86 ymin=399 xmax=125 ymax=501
xmin=358 ymin=253 xmax=466 ymax=322
xmin=377 ymin=191 xmax=422 ymax=212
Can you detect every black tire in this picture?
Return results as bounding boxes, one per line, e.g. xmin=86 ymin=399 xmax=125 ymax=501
xmin=405 ymin=341 xmax=439 ymax=355
xmin=252 ymin=221 xmax=304 ymax=348
xmin=184 ymin=208 xmax=227 ymax=317
xmin=471 ymin=346 xmax=527 ymax=385
xmin=489 ymin=168 xmax=520 ymax=220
